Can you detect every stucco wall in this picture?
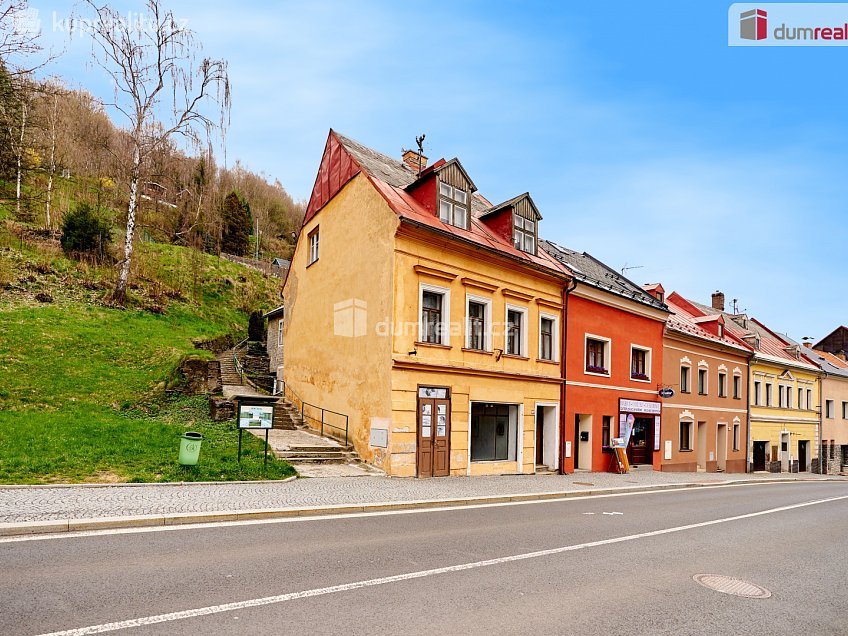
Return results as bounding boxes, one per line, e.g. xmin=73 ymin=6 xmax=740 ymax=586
xmin=267 ymin=315 xmax=284 ymax=376
xmin=282 ymin=173 xmax=398 ymax=461
xmin=661 ymin=334 xmax=749 ymax=473
xmin=821 ymin=375 xmax=848 ymax=445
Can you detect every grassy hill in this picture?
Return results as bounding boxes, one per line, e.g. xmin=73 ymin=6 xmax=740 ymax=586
xmin=0 ymin=216 xmax=295 ymax=484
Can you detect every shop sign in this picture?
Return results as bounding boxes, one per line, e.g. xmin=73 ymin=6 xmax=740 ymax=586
xmin=619 ymin=398 xmax=662 ymax=415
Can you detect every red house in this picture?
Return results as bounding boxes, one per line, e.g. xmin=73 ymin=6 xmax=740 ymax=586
xmin=541 ymin=242 xmax=670 ymax=472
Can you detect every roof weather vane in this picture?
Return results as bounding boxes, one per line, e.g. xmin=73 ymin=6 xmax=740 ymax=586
xmin=415 ymin=134 xmax=425 ymax=176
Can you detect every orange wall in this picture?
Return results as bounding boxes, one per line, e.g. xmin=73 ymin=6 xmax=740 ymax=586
xmin=563 ymin=292 xmax=666 ymax=472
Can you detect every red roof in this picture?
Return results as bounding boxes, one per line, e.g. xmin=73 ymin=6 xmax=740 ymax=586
xmin=305 ymin=130 xmax=566 ymax=276
xmin=664 ymin=293 xmax=750 ymax=353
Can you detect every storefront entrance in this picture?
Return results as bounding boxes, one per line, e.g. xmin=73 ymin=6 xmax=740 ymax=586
xmin=627 ymin=417 xmax=653 ymax=466
xmin=417 ymin=387 xmax=451 ymax=478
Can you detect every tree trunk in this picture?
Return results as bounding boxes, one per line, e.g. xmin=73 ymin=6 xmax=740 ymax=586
xmin=15 ymin=101 xmax=26 ymax=219
xmin=45 ymin=94 xmax=57 ymax=230
xmin=114 ymin=145 xmax=141 ymax=305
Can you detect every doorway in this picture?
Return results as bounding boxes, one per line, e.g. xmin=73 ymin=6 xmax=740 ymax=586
xmin=696 ymin=421 xmax=707 ymax=471
xmin=798 ymin=440 xmax=809 ymax=472
xmin=535 ymin=405 xmax=558 ymax=471
xmin=417 ymin=387 xmax=450 ymax=478
xmin=576 ymin=414 xmax=592 ymax=471
xmin=716 ymin=424 xmax=727 ymax=472
xmin=627 ymin=417 xmax=652 ymax=466
xmin=753 ymin=441 xmax=767 ymax=471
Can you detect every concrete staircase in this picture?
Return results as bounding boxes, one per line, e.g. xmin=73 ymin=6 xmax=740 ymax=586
xmin=216 ymin=351 xmax=243 ymax=386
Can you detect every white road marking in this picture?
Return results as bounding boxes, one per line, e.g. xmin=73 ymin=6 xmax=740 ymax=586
xmin=602 ymin=511 xmax=623 ymax=515
xmin=33 ymin=494 xmax=848 ymax=636
xmin=0 ymin=480 xmax=828 ymax=545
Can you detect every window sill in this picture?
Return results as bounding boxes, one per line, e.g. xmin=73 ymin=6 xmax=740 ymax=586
xmin=584 ymin=370 xmax=610 ymax=378
xmin=471 ymin=459 xmax=516 ymax=464
xmin=536 ymin=358 xmax=559 ymax=365
xmin=502 ymin=353 xmax=529 ymax=361
xmin=306 ymin=258 xmax=319 ymax=269
xmin=630 ymin=376 xmax=651 ymax=383
xmin=415 ymin=341 xmax=452 ymax=350
xmin=679 ymin=449 xmax=693 ymax=453
xmin=698 ymin=392 xmax=707 ymax=396
xmin=462 ymin=347 xmax=492 ymax=355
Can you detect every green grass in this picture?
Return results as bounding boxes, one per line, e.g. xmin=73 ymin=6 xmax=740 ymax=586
xmin=0 ymin=239 xmax=293 ymax=484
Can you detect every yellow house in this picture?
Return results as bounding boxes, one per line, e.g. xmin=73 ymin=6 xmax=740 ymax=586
xmin=281 ymin=131 xmax=570 ymax=477
xmin=692 ymin=294 xmax=820 ymax=472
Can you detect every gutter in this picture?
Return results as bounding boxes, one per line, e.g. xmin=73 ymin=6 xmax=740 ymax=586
xmin=559 ymin=278 xmax=578 ymax=475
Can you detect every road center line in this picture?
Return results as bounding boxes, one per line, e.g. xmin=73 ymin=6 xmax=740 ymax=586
xmin=34 ymin=493 xmax=848 ymax=636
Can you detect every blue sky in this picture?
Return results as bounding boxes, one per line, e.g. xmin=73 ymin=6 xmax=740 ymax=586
xmin=31 ymin=0 xmax=848 ymax=342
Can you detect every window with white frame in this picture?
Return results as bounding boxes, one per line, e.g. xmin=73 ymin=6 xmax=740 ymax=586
xmin=585 ymin=335 xmax=610 ymax=375
xmin=698 ymin=368 xmax=708 ymax=395
xmin=307 ymin=227 xmax=319 ymax=265
xmin=438 ymin=182 xmax=468 ymax=229
xmin=680 ymin=420 xmax=693 ymax=451
xmin=733 ymin=375 xmax=741 ymax=399
xmin=718 ymin=372 xmax=727 ymax=398
xmin=539 ymin=314 xmax=557 ymax=361
xmin=843 ymin=401 xmax=848 ymax=419
xmin=807 ymin=388 xmax=812 ymax=410
xmin=630 ymin=346 xmax=650 ymax=381
xmin=787 ymin=387 xmax=793 ymax=409
xmin=778 ymin=385 xmax=786 ymax=408
xmin=765 ymin=383 xmax=773 ymax=406
xmin=680 ymin=366 xmax=691 ymax=393
xmin=513 ymin=215 xmax=537 ymax=254
xmin=798 ymin=387 xmax=804 ymax=410
xmin=505 ymin=306 xmax=528 ymax=356
xmin=826 ymin=399 xmax=834 ymax=418
xmin=465 ymin=295 xmax=491 ymax=351
xmin=754 ymin=380 xmax=761 ymax=405
xmin=419 ymin=284 xmax=450 ymax=345
xmin=732 ymin=424 xmax=740 ymax=451
xmin=277 ymin=319 xmax=283 ymax=348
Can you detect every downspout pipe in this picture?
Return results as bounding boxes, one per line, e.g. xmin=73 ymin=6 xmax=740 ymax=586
xmin=559 ymin=278 xmax=578 ymax=475
xmin=819 ymin=369 xmax=827 ymax=474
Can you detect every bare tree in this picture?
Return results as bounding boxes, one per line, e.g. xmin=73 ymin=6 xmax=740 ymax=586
xmin=0 ymin=0 xmax=41 ymax=72
xmin=85 ymin=0 xmax=230 ymax=305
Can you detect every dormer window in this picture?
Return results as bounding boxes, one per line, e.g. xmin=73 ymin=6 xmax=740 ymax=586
xmin=438 ymin=182 xmax=468 ymax=229
xmin=513 ymin=216 xmax=536 ymax=254
xmin=718 ymin=323 xmax=724 ymax=337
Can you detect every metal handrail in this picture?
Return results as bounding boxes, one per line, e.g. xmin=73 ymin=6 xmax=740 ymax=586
xmin=275 ymin=380 xmax=349 ymax=446
xmin=232 ymin=338 xmax=248 ymax=384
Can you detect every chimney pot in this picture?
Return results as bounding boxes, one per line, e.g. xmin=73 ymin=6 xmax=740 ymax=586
xmin=711 ymin=290 xmax=725 ymax=312
xmin=402 ymin=149 xmax=427 ymax=173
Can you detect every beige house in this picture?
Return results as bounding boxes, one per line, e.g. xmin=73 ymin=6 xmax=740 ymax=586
xmin=805 ymin=345 xmax=848 ymax=472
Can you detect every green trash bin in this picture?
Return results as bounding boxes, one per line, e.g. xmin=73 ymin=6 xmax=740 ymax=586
xmin=179 ymin=431 xmax=203 ymax=466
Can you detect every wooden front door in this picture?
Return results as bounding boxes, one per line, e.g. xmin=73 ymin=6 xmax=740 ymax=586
xmin=417 ymin=388 xmax=450 ymax=478
xmin=627 ymin=417 xmax=653 ymax=466
xmin=753 ymin=441 xmax=766 ymax=471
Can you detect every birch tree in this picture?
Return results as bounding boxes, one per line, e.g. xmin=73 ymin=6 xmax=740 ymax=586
xmin=85 ymin=0 xmax=229 ymax=305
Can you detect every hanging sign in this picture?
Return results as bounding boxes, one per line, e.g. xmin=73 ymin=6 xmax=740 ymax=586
xmin=659 ymin=388 xmax=675 ymax=398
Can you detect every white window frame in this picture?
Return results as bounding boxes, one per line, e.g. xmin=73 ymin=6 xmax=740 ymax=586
xmin=538 ymin=312 xmax=559 ymax=362
xmin=697 ymin=367 xmax=708 ymax=395
xmin=465 ymin=294 xmax=492 ymax=352
xmin=807 ymin=389 xmax=812 ymax=411
xmin=307 ymin=227 xmax=319 ymax=265
xmin=277 ymin=319 xmax=283 ymax=348
xmin=629 ymin=344 xmax=652 ymax=383
xmin=842 ymin=401 xmax=848 ymax=419
xmin=468 ymin=401 xmax=521 ymax=464
xmin=438 ymin=182 xmax=469 ymax=229
xmin=680 ymin=365 xmax=691 ymax=393
xmin=798 ymin=387 xmax=804 ymax=410
xmin=584 ymin=333 xmax=611 ymax=377
xmin=504 ymin=304 xmax=529 ymax=357
xmin=765 ymin=383 xmax=773 ymax=407
xmin=419 ymin=283 xmax=451 ymax=346
xmin=753 ymin=380 xmax=761 ymax=405
xmin=826 ymin=399 xmax=835 ymax=419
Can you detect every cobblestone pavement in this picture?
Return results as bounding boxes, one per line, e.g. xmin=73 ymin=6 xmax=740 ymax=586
xmin=0 ymin=471 xmax=838 ymax=524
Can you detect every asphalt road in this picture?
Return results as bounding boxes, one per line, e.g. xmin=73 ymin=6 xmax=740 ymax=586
xmin=2 ymin=481 xmax=847 ymax=636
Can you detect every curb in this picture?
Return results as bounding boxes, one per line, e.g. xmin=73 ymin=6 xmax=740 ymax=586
xmin=0 ymin=476 xmax=299 ymax=490
xmin=0 ymin=476 xmax=840 ymax=538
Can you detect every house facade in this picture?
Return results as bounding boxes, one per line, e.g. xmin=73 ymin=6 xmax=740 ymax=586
xmin=281 ymin=131 xmax=570 ymax=477
xmin=691 ymin=293 xmax=821 ymax=472
xmin=540 ymin=242 xmax=668 ymax=472
xmin=657 ymin=291 xmax=751 ymax=473
xmin=803 ymin=345 xmax=848 ymax=472
xmin=265 ymin=305 xmax=285 ymax=383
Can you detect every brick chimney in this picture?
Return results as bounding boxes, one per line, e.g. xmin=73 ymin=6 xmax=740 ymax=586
xmin=402 ymin=149 xmax=427 ymax=173
xmin=711 ymin=290 xmax=725 ymax=312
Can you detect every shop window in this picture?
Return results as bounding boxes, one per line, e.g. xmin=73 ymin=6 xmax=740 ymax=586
xmin=602 ymin=415 xmax=612 ymax=447
xmin=680 ymin=421 xmax=692 ymax=451
xmin=631 ymin=347 xmax=650 ymax=381
xmin=698 ymin=369 xmax=707 ymax=395
xmin=680 ymin=366 xmax=690 ymax=393
xmin=470 ymin=403 xmax=519 ymax=462
xmin=718 ymin=372 xmax=727 ymax=398
xmin=586 ymin=336 xmax=609 ymax=374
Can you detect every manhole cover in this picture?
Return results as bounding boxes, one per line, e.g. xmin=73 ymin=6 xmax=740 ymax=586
xmin=693 ymin=574 xmax=771 ymax=599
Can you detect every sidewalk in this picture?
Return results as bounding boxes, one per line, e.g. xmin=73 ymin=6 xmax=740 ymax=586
xmin=0 ymin=470 xmax=842 ymax=536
